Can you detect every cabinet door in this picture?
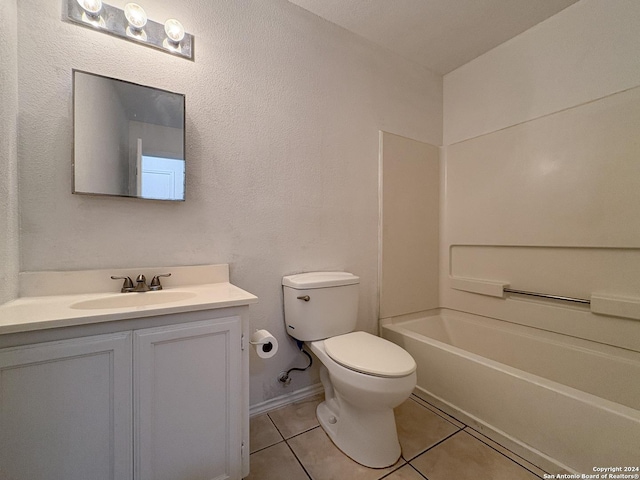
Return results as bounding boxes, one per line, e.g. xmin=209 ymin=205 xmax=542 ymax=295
xmin=134 ymin=317 xmax=242 ymax=480
xmin=0 ymin=332 xmax=133 ymax=480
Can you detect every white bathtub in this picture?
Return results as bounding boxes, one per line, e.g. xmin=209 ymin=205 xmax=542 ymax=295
xmin=382 ymin=309 xmax=640 ymax=474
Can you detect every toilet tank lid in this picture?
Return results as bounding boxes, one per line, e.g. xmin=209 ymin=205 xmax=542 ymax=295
xmin=282 ymin=271 xmax=360 ymax=289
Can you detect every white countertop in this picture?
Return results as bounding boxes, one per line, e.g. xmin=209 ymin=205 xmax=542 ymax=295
xmin=0 ymin=280 xmax=258 ymax=336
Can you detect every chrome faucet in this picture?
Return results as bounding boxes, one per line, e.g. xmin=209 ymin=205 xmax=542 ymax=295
xmin=111 ymin=273 xmax=172 ymax=293
xmin=133 ymin=274 xmax=150 ymax=292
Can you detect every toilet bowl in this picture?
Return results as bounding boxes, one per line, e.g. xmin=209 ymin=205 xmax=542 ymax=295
xmin=309 ymin=334 xmax=416 ymax=467
xmin=282 ymin=272 xmax=417 ymax=468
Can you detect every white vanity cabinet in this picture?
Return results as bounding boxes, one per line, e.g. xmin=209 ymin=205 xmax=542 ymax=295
xmin=0 ymin=311 xmax=249 ymax=480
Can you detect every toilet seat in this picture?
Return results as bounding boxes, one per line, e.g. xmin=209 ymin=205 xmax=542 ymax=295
xmin=323 ymin=331 xmax=416 ymax=378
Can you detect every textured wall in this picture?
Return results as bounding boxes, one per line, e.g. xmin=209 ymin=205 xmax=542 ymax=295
xmin=16 ymin=0 xmax=442 ymax=405
xmin=0 ymin=0 xmax=19 ymax=305
xmin=442 ymin=0 xmax=640 ymax=352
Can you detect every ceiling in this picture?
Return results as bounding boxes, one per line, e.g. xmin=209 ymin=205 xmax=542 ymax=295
xmin=287 ymin=0 xmax=579 ymax=75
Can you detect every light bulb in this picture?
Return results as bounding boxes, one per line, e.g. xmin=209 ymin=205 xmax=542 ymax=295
xmin=164 ymin=19 xmax=185 ymax=43
xmin=76 ymin=0 xmax=102 ymax=17
xmin=124 ymin=3 xmax=147 ymax=31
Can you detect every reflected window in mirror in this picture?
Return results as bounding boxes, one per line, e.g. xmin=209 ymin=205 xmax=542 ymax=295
xmin=73 ymin=70 xmax=186 ymax=201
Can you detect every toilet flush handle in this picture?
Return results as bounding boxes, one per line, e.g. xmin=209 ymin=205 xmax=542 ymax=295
xmin=297 ymin=295 xmax=310 ymax=302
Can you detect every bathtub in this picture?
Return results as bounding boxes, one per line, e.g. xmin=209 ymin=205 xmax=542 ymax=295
xmin=382 ymin=309 xmax=640 ymax=474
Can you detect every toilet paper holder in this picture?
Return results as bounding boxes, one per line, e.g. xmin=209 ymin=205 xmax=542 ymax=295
xmin=250 ymin=337 xmax=274 ymax=352
xmin=249 ymin=329 xmax=278 ymax=358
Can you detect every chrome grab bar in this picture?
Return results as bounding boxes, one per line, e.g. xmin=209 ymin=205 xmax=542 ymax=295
xmin=503 ymin=288 xmax=590 ymax=305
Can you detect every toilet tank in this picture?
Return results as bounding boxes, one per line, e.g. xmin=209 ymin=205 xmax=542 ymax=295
xmin=282 ymin=272 xmax=359 ymax=341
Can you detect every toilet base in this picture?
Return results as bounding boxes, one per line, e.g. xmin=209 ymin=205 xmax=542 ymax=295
xmin=316 ymin=396 xmax=401 ymax=468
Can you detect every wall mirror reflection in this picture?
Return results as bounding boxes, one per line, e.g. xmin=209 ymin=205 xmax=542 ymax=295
xmin=73 ymin=70 xmax=186 ymax=201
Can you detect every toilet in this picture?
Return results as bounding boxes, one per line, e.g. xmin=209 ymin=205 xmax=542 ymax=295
xmin=282 ymin=272 xmax=417 ymax=468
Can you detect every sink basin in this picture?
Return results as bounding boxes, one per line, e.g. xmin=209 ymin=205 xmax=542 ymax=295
xmin=71 ymin=291 xmax=197 ymax=310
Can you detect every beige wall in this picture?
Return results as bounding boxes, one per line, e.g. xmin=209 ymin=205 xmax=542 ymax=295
xmin=442 ymin=0 xmax=640 ymax=352
xmin=0 ymin=0 xmax=19 ymax=305
xmin=379 ymin=132 xmax=439 ymax=320
xmin=14 ymin=0 xmax=442 ymax=405
xmin=444 ymin=0 xmax=640 ymax=145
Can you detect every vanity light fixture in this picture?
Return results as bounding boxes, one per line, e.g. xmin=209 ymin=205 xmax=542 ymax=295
xmin=64 ymin=0 xmax=194 ymax=60
xmin=124 ymin=3 xmax=147 ymax=39
xmin=77 ymin=0 xmax=102 ymax=17
xmin=76 ymin=0 xmax=105 ymax=27
xmin=163 ymin=19 xmax=185 ymax=51
xmin=164 ymin=19 xmax=185 ymax=43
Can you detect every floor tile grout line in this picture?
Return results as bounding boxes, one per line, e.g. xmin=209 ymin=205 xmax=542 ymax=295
xmin=286 ymin=425 xmax=408 ymax=480
xmin=461 ymin=427 xmax=546 ymax=479
xmin=284 ymin=436 xmax=314 ymax=480
xmin=249 ymin=414 xmax=284 ymax=451
xmin=408 ymin=395 xmax=546 ymax=478
xmin=265 ymin=411 xmax=290 ymax=441
xmin=408 ymin=463 xmax=431 ymax=480
xmin=281 ymin=424 xmax=321 ymax=442
xmin=373 ymin=457 xmax=409 ymax=480
xmin=266 ymin=413 xmax=320 ymax=442
xmin=269 ymin=414 xmax=286 ymax=444
xmin=409 ymin=397 xmax=465 ymax=429
xmin=249 ymin=438 xmax=286 ymax=456
xmin=257 ymin=395 xmax=543 ymax=479
xmin=410 ymin=394 xmax=459 ymax=419
xmin=379 ymin=463 xmax=430 ymax=480
xmin=402 ymin=428 xmax=463 ymax=463
xmin=409 ymin=395 xmax=466 ymax=429
xmin=264 ymin=395 xmax=323 ymax=441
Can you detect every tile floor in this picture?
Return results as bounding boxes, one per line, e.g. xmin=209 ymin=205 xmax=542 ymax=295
xmin=246 ymin=393 xmax=548 ymax=480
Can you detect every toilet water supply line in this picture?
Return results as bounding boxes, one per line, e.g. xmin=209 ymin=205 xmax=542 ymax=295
xmin=278 ymin=340 xmax=313 ymax=386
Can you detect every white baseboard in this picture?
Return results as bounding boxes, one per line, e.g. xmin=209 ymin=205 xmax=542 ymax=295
xmin=250 ymin=383 xmax=324 ymax=417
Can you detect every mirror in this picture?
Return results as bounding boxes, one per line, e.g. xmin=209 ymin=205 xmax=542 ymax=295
xmin=73 ymin=70 xmax=185 ymax=201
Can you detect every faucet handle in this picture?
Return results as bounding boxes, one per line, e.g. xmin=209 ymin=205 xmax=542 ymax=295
xmin=150 ymin=273 xmax=172 ymax=291
xmin=111 ymin=276 xmax=134 ymax=293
